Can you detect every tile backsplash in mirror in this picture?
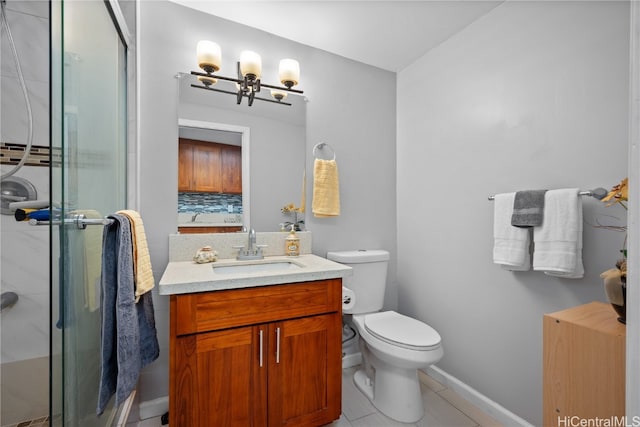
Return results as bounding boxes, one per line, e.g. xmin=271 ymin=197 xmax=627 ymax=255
xmin=178 ymin=192 xmax=243 ymax=213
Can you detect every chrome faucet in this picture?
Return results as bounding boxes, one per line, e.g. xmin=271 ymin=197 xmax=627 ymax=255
xmin=191 ymin=212 xmax=201 ymax=222
xmin=247 ymin=228 xmax=256 ymax=251
xmin=235 ymin=227 xmax=267 ymax=260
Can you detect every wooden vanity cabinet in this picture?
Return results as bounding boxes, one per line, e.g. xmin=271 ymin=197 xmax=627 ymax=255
xmin=169 ymin=279 xmax=343 ymax=427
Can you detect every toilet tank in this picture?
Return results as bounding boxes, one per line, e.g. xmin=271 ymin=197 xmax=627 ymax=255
xmin=326 ymin=249 xmax=390 ymax=314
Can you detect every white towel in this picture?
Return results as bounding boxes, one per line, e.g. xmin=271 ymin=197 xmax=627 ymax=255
xmin=533 ymin=189 xmax=584 ymax=278
xmin=493 ymin=192 xmax=531 ymax=270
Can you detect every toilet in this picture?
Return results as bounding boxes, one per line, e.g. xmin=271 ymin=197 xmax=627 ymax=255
xmin=327 ymin=249 xmax=443 ymax=423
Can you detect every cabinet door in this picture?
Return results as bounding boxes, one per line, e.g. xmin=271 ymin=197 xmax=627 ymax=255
xmin=192 ymin=143 xmax=223 ymax=192
xmin=222 ymin=145 xmax=242 ymax=194
xmin=173 ymin=326 xmax=267 ymax=427
xmin=267 ymin=313 xmax=342 ymax=427
xmin=178 ymin=142 xmax=194 ymax=191
xmin=543 ymin=305 xmax=625 ymax=425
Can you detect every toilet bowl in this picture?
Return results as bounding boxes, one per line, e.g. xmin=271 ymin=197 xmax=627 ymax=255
xmin=326 ymin=249 xmax=444 ymax=423
xmin=352 ymin=311 xmax=443 ymax=423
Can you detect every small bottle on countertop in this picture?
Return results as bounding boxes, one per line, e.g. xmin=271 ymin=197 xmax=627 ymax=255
xmin=285 ymin=224 xmax=300 ymax=257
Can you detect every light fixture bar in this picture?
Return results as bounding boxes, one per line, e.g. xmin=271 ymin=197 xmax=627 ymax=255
xmin=190 ymin=84 xmax=293 ymax=106
xmin=190 ymin=69 xmax=303 ymax=94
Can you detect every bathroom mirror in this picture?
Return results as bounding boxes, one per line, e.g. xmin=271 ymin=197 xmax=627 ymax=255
xmin=177 ymin=72 xmax=307 ymax=232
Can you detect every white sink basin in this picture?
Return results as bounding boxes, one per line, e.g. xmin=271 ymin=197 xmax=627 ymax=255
xmin=212 ymin=260 xmax=302 ymax=275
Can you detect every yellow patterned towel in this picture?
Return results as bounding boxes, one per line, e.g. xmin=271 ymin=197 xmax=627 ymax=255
xmin=312 ymin=159 xmax=340 ymax=217
xmin=117 ymin=210 xmax=154 ymax=302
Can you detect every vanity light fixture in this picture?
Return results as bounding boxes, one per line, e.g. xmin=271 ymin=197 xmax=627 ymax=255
xmin=192 ymin=40 xmax=303 ymax=107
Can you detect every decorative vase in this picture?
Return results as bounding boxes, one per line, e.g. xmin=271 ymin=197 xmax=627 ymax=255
xmin=601 ymin=268 xmax=626 ymax=324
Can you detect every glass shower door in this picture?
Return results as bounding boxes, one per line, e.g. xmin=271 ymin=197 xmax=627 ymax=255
xmin=51 ymin=1 xmax=128 ymax=425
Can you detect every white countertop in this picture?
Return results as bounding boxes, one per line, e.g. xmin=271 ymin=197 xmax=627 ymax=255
xmin=159 ymin=254 xmax=352 ymax=295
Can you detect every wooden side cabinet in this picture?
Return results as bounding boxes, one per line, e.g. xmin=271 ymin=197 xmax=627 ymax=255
xmin=169 ymin=279 xmax=343 ymax=427
xmin=543 ymin=302 xmax=625 ymax=426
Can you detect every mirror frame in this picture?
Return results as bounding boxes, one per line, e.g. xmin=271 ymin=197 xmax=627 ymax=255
xmin=177 ymin=118 xmax=251 ymax=228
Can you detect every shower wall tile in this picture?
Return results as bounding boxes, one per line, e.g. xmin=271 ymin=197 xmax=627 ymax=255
xmin=0 ymin=77 xmax=49 ymax=148
xmin=3 ymin=0 xmax=49 ymax=20
xmin=0 ymin=356 xmax=49 ymax=425
xmin=0 ymin=6 xmax=49 ymax=83
xmin=0 ymin=143 xmax=50 ymax=167
xmin=0 ymin=166 xmax=49 ymax=363
xmin=0 ymin=227 xmax=49 ymax=362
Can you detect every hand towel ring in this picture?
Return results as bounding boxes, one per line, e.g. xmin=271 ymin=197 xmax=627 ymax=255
xmin=313 ymin=142 xmax=336 ymax=161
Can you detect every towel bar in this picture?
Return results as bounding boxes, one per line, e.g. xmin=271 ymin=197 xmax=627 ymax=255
xmin=488 ymin=188 xmax=608 ymax=201
xmin=313 ymin=142 xmax=336 ymax=160
xmin=29 ymin=213 xmax=114 ymax=229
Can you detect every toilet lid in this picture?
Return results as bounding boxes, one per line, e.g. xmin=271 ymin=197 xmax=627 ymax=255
xmin=364 ymin=311 xmax=441 ymax=351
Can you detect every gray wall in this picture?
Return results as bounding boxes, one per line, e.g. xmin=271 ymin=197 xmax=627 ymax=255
xmin=138 ymin=1 xmax=397 ymax=404
xmin=397 ymin=1 xmax=629 ymax=425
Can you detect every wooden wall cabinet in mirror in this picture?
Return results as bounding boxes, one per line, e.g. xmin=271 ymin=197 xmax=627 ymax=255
xmin=221 ymin=144 xmax=242 ymax=194
xmin=178 ymin=138 xmax=242 ymax=194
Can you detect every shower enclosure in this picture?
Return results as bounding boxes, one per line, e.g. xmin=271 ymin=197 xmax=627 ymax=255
xmin=1 ymin=1 xmax=131 ymax=425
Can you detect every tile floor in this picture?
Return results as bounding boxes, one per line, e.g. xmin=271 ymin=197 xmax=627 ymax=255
xmin=131 ymin=366 xmax=504 ymax=427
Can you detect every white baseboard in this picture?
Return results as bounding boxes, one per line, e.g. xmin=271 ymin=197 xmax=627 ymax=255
xmin=144 ymin=367 xmax=533 ymax=425
xmin=425 ymin=365 xmax=534 ymax=427
xmin=116 ymin=390 xmax=136 ymax=426
xmin=138 ymin=396 xmax=169 ymax=420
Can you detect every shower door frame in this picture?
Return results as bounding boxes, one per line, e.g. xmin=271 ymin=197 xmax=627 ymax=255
xmin=50 ymin=0 xmax=136 ymax=425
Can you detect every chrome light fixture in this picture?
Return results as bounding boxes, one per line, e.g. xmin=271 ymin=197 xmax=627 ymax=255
xmin=192 ymin=40 xmax=303 ymax=106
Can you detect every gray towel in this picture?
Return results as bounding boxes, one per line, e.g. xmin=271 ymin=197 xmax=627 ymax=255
xmin=511 ymin=190 xmax=547 ymax=227
xmin=97 ymin=214 xmax=159 ymax=415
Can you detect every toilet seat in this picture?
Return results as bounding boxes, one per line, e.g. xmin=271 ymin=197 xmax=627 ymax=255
xmin=364 ymin=311 xmax=441 ymax=351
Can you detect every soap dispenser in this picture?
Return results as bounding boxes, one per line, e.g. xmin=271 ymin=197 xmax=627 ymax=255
xmin=285 ymin=224 xmax=300 ymax=257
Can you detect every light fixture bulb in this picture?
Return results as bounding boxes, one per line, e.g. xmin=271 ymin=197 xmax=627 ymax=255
xmin=197 ymin=75 xmax=217 ymax=87
xmin=197 ymin=40 xmax=221 ymax=73
xmin=279 ymin=58 xmax=300 ymax=88
xmin=240 ymin=50 xmax=262 ymax=79
xmin=271 ymin=89 xmax=288 ymax=101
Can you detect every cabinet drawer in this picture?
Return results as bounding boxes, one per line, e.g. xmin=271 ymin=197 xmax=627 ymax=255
xmin=174 ymin=279 xmax=342 ymax=335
